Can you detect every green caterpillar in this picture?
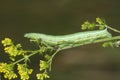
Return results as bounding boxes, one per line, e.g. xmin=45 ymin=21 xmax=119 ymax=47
xmin=24 ymin=29 xmax=112 ymax=50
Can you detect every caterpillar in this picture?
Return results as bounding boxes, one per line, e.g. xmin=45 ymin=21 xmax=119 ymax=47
xmin=24 ymin=29 xmax=112 ymax=50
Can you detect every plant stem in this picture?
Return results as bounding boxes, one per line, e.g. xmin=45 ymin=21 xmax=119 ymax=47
xmin=47 ymin=48 xmax=60 ymax=71
xmin=62 ymin=36 xmax=120 ymax=50
xmin=12 ymin=50 xmax=40 ymax=65
xmin=96 ymin=24 xmax=120 ymax=33
xmin=93 ymin=35 xmax=120 ymax=43
xmin=105 ymin=25 xmax=120 ymax=33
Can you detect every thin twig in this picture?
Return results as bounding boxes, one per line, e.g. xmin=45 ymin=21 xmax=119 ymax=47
xmin=105 ymin=25 xmax=120 ymax=33
xmin=12 ymin=50 xmax=41 ymax=65
xmin=47 ymin=48 xmax=61 ymax=71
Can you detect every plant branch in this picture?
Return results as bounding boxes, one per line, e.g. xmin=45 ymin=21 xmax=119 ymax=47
xmin=47 ymin=48 xmax=61 ymax=71
xmin=12 ymin=50 xmax=41 ymax=65
xmin=105 ymin=25 xmax=120 ymax=33
xmin=62 ymin=36 xmax=120 ymax=50
xmin=96 ymin=24 xmax=120 ymax=33
xmin=93 ymin=35 xmax=120 ymax=43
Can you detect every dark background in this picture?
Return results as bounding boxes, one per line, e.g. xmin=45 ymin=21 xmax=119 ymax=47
xmin=0 ymin=0 xmax=120 ymax=80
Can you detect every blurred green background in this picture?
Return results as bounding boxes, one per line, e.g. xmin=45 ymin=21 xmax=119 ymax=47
xmin=0 ymin=0 xmax=120 ymax=80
